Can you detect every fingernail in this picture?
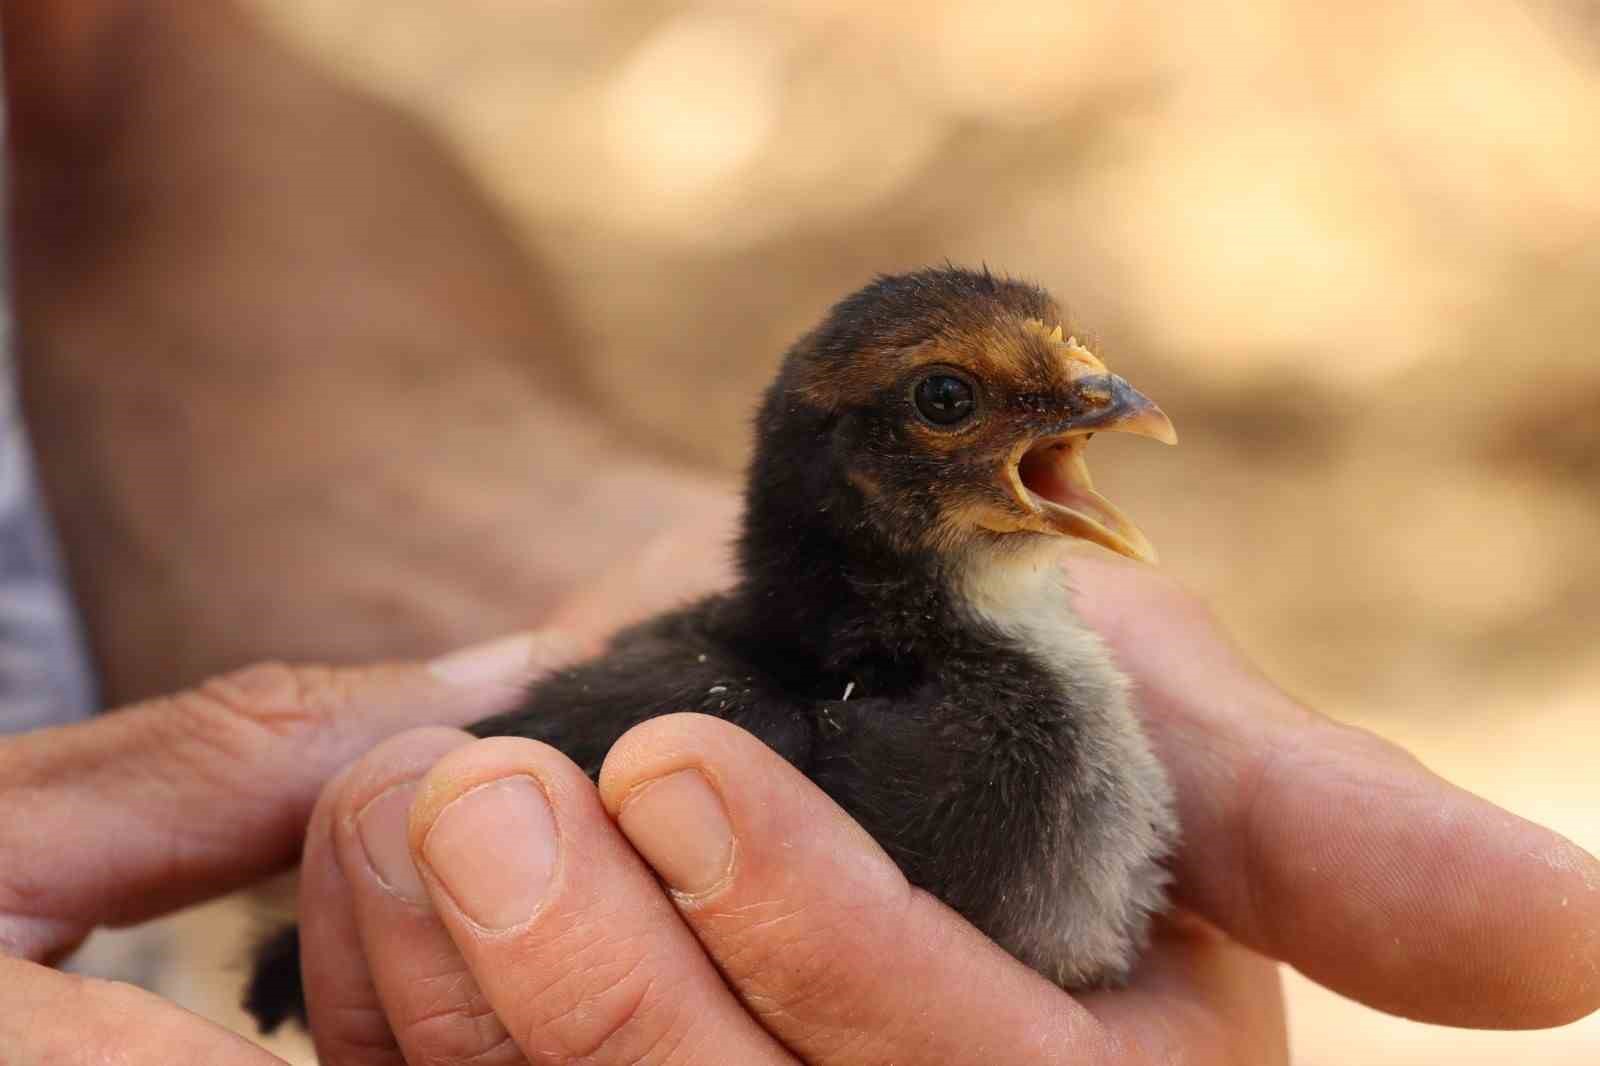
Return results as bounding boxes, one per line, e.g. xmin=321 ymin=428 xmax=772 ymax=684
xmin=357 ymin=783 xmax=428 ymax=904
xmin=422 ymin=776 xmax=558 ymax=929
xmin=618 ymin=770 xmax=734 ymax=897
xmin=429 ymin=631 xmax=579 ymax=687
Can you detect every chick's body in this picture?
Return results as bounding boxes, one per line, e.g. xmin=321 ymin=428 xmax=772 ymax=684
xmin=476 ymin=545 xmax=1172 ymax=986
xmin=475 ymin=266 xmax=1177 ymax=986
xmin=247 ymin=267 xmax=1178 ymax=1031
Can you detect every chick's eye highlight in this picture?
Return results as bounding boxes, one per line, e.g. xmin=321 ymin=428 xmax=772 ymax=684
xmin=914 ymin=373 xmax=977 ymax=426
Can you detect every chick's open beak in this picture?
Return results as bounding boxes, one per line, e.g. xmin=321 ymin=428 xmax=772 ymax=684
xmin=1009 ymin=374 xmax=1175 ymax=563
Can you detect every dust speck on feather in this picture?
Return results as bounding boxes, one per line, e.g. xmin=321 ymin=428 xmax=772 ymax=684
xmin=708 ymin=685 xmax=728 ymax=695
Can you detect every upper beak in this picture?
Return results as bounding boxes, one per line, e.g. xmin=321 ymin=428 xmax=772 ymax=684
xmin=1063 ymin=373 xmax=1178 ymax=445
xmin=1008 ymin=373 xmax=1176 ymax=563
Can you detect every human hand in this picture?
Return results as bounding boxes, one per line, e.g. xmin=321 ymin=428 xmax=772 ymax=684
xmin=0 ymin=633 xmax=582 ymax=1064
xmin=1066 ymin=552 xmax=1600 ymax=1029
xmin=288 ymin=558 xmax=1600 ymax=1066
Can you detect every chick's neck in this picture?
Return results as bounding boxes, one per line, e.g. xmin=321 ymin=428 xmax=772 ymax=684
xmin=730 ymin=407 xmax=967 ymax=696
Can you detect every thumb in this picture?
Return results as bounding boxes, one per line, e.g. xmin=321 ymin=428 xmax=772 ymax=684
xmin=0 ymin=630 xmax=578 ymax=962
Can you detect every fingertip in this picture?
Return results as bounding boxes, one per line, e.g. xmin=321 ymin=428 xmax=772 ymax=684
xmin=597 ymin=712 xmax=888 ymax=874
xmin=407 ymin=734 xmax=591 ymax=838
xmin=1217 ymin=718 xmax=1600 ymax=1030
xmin=1066 ymin=545 xmax=1599 ymax=1033
xmin=1496 ymin=833 xmax=1600 ymax=1027
xmin=426 ymin=629 xmax=585 ymax=689
xmin=1346 ymin=749 xmax=1600 ymax=1029
xmin=389 ymin=732 xmax=793 ymax=1064
xmin=329 ymin=727 xmax=477 ymax=825
xmin=404 ymin=736 xmax=594 ymax=935
xmin=1424 ymin=820 xmax=1600 ymax=1029
xmin=597 ymin=712 xmax=746 ymax=815
xmin=597 ymin=725 xmax=1114 ymax=1065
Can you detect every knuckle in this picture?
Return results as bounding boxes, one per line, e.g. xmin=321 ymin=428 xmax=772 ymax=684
xmin=153 ymin=661 xmax=360 ymax=778
xmin=518 ymin=913 xmax=687 ymax=1063
xmin=724 ymin=903 xmax=830 ymax=999
xmin=396 ymin=972 xmax=522 ymax=1066
xmin=537 ymin=966 xmax=654 ymax=1062
xmin=713 ymin=888 xmax=911 ymax=1043
xmin=197 ymin=661 xmax=352 ymax=738
xmin=310 ymin=1000 xmax=405 ymax=1062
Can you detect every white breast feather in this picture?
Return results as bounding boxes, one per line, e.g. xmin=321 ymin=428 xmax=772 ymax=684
xmin=954 ymin=542 xmax=1177 ymax=987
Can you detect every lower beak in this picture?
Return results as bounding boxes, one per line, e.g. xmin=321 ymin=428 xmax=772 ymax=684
xmin=1009 ymin=375 xmax=1175 ymax=563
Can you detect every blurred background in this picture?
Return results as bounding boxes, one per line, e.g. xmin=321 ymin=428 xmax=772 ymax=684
xmin=42 ymin=0 xmax=1600 ymax=1061
xmin=241 ymin=0 xmax=1600 ymax=711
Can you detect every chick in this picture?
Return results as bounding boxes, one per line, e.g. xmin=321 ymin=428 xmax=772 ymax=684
xmin=247 ymin=266 xmax=1179 ymax=1032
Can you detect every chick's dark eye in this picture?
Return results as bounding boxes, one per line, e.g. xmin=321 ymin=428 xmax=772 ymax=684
xmin=914 ymin=374 xmax=976 ymax=426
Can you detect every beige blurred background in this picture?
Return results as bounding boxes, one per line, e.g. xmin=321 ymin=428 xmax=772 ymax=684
xmin=87 ymin=0 xmax=1596 ymax=1061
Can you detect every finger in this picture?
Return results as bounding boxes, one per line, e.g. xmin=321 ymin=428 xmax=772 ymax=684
xmin=311 ymin=727 xmax=529 ymax=1066
xmin=408 ymin=736 xmax=798 ymax=1065
xmin=302 ymin=729 xmax=487 ymax=1066
xmin=0 ymin=630 xmax=579 ymax=962
xmin=0 ymin=956 xmax=288 ymax=1065
xmin=298 ymin=758 xmax=404 ymax=1066
xmin=599 ymin=713 xmax=1123 ymax=1065
xmin=604 ymin=713 xmax=1292 ymax=1062
xmin=1080 ymin=915 xmax=1288 ymax=1066
xmin=601 ymin=714 xmax=1297 ymax=1066
xmin=1066 ymin=552 xmax=1600 ymax=1028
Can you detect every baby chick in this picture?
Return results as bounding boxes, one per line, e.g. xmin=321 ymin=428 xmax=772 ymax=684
xmin=248 ymin=266 xmax=1179 ymax=1032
